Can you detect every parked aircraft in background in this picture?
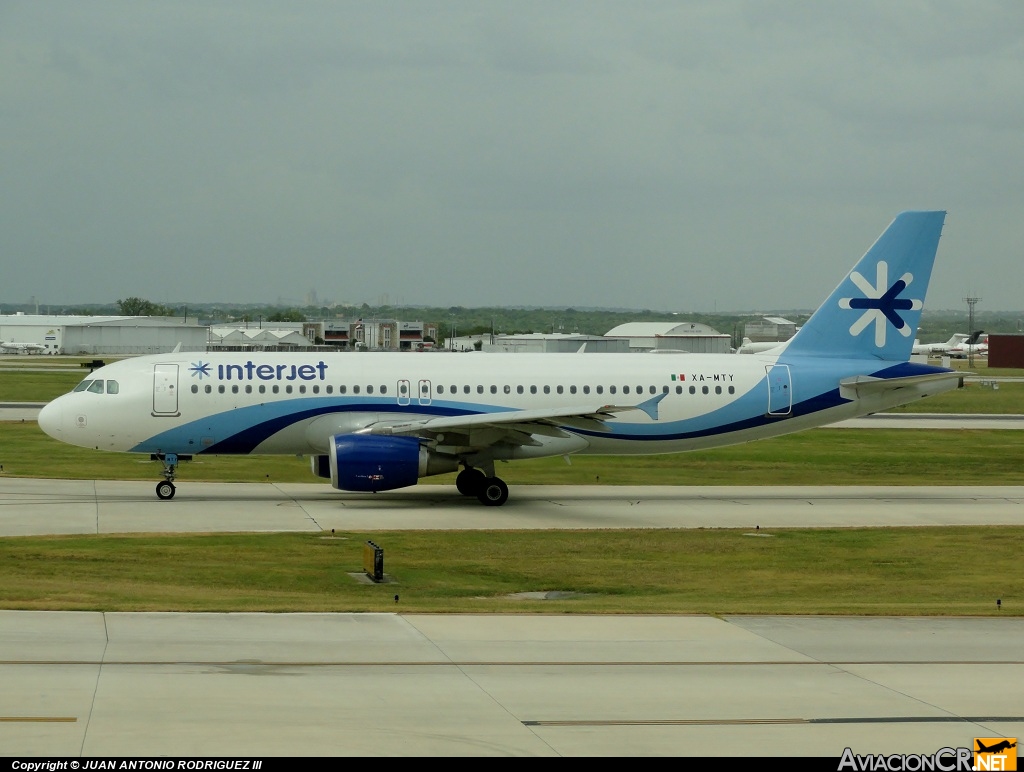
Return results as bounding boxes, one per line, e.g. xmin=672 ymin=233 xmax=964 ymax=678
xmin=38 ymin=211 xmax=961 ymax=506
xmin=911 ymin=333 xmax=968 ymax=357
xmin=948 ymin=331 xmax=988 ymax=359
xmin=735 ymin=337 xmax=789 ymax=354
xmin=0 ymin=339 xmax=47 ymax=354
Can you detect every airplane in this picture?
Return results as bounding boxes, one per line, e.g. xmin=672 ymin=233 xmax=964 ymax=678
xmin=948 ymin=330 xmax=988 ymax=359
xmin=975 ymin=740 xmax=1016 ymax=754
xmin=911 ymin=333 xmax=968 ymax=357
xmin=735 ymin=337 xmax=789 ymax=355
xmin=38 ymin=210 xmax=962 ymax=506
xmin=0 ymin=339 xmax=47 ymax=354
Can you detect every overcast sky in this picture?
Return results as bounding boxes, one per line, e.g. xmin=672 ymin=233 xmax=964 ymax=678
xmin=2 ymin=2 xmax=1023 ymax=313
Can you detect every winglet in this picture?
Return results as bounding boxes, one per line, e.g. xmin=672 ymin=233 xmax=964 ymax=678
xmin=636 ymin=392 xmax=666 ymax=421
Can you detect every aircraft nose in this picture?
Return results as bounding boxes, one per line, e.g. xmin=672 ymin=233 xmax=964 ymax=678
xmin=37 ymin=399 xmax=63 ymax=440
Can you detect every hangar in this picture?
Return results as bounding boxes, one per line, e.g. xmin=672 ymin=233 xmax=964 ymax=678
xmin=604 ymin=321 xmax=732 ymax=353
xmin=0 ymin=313 xmax=208 ymax=355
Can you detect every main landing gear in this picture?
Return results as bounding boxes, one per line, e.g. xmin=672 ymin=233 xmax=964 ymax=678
xmin=154 ymin=453 xmax=179 ymax=500
xmin=456 ymin=467 xmax=509 ymax=507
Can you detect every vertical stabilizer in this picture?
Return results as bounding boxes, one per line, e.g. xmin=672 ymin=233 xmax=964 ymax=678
xmin=782 ymin=211 xmax=945 ymax=361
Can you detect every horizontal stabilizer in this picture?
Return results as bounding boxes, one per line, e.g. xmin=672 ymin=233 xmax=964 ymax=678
xmin=838 ymin=371 xmax=962 ymax=400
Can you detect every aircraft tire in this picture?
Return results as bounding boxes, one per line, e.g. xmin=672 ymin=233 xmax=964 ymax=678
xmin=456 ymin=468 xmax=486 ymax=496
xmin=477 ymin=477 xmax=508 ymax=507
xmin=156 ymin=481 xmax=176 ymax=500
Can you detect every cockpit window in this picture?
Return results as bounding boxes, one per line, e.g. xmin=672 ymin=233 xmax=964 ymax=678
xmin=73 ymin=380 xmax=92 ymax=392
xmin=87 ymin=380 xmax=105 ymax=394
xmin=106 ymin=380 xmax=119 ymax=394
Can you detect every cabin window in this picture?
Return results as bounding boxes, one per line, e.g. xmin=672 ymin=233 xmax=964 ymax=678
xmin=367 ymin=385 xmax=374 ymax=394
xmin=662 ymin=385 xmax=669 ymax=394
xmin=689 ymin=386 xmax=696 ymax=395
xmin=286 ymin=385 xmax=294 ymax=394
xmin=530 ymin=385 xmax=537 ymax=394
xmin=715 ymin=385 xmax=722 ymax=395
xmin=490 ymin=385 xmax=497 ymax=394
xmin=353 ymin=385 xmax=360 ymax=394
xmin=596 ymin=385 xmax=603 ymax=394
xmin=544 ymin=385 xmax=550 ymax=394
xmin=675 ymin=385 xmax=682 ymax=394
xmin=463 ymin=385 xmax=471 ymax=394
xmin=649 ymin=386 xmax=657 ymax=394
xmin=504 ymin=385 xmax=511 ymax=394
xmin=74 ymin=380 xmax=93 ymax=392
xmin=326 ymin=386 xmax=333 ymax=394
xmin=259 ymin=385 xmax=266 ymax=394
xmin=728 ymin=386 xmax=735 ymax=394
xmin=623 ymin=386 xmax=630 ymax=394
xmin=702 ymin=385 xmax=709 ymax=394
xmin=556 ymin=385 xmax=564 ymax=394
xmin=609 ymin=386 xmax=616 ymax=394
xmin=582 ymin=385 xmax=590 ymax=394
xmin=569 ymin=385 xmax=577 ymax=394
xmin=477 ymin=385 xmax=484 ymax=394
xmin=312 ymin=385 xmax=319 ymax=394
xmin=205 ymin=385 xmax=212 ymax=394
xmin=231 ymin=385 xmax=239 ymax=394
xmin=516 ymin=385 xmax=523 ymax=394
xmin=191 ymin=385 xmax=199 ymax=394
xmin=218 ymin=385 xmax=225 ymax=394
xmin=437 ymin=385 xmax=445 ymax=394
xmin=88 ymin=380 xmax=105 ymax=394
xmin=272 ymin=385 xmax=279 ymax=394
xmin=299 ymin=385 xmax=306 ymax=394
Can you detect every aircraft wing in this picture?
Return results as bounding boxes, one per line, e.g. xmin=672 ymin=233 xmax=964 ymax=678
xmin=364 ymin=394 xmax=666 ymax=448
xmin=838 ymin=371 xmax=963 ymax=400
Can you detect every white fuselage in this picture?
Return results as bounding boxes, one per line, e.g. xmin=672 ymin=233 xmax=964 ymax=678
xmin=38 ymin=350 xmax=958 ymax=461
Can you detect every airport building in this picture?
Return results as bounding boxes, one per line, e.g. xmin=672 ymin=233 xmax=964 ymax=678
xmin=482 ymin=333 xmax=630 ymax=353
xmin=0 ymin=313 xmax=207 ymax=355
xmin=987 ymin=334 xmax=1024 ymax=368
xmin=207 ymin=326 xmax=313 ymax=350
xmin=603 ymin=321 xmax=732 ymax=353
xmin=743 ymin=316 xmax=798 ymax=343
xmin=316 ymin=319 xmax=438 ymax=351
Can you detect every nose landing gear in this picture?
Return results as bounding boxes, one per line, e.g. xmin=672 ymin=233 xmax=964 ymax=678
xmin=151 ymin=453 xmax=190 ymax=500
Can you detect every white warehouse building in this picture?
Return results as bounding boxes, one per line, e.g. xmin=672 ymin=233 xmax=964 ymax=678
xmin=0 ymin=314 xmax=208 ymax=355
xmin=604 ymin=322 xmax=732 ymax=353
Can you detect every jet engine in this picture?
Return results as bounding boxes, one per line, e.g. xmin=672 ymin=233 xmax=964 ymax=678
xmin=311 ymin=434 xmax=457 ymax=492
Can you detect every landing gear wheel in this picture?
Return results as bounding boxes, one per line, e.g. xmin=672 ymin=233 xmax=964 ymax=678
xmin=477 ymin=477 xmax=508 ymax=507
xmin=156 ymin=480 xmax=176 ymax=500
xmin=456 ymin=468 xmax=486 ymax=496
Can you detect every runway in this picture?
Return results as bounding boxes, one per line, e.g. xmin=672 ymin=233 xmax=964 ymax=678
xmin=2 ymin=477 xmax=1024 ymax=535
xmin=2 ymin=469 xmax=1022 ymax=755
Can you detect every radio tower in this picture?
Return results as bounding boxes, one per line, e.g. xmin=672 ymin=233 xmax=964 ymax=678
xmin=964 ymin=294 xmax=981 ymax=368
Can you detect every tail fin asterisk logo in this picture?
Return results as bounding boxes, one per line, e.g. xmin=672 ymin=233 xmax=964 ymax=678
xmin=838 ymin=260 xmax=922 ymax=347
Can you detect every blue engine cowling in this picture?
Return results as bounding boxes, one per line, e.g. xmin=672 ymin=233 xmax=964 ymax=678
xmin=326 ymin=434 xmax=423 ymax=492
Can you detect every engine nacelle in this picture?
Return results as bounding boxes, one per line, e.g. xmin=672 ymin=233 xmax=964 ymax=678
xmin=319 ymin=434 xmax=458 ymax=492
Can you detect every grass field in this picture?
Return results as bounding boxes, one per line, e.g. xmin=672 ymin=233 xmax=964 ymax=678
xmin=0 ymin=527 xmax=1019 ymax=615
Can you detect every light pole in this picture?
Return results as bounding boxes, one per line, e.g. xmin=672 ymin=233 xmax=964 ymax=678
xmin=964 ymin=294 xmax=980 ymax=369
